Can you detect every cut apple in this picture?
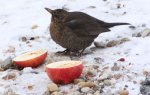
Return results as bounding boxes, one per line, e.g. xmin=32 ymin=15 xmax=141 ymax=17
xmin=13 ymin=49 xmax=47 ymax=68
xmin=46 ymin=61 xmax=83 ymax=84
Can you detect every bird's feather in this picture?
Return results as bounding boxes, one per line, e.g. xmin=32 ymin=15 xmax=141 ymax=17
xmin=65 ymin=12 xmax=110 ymax=36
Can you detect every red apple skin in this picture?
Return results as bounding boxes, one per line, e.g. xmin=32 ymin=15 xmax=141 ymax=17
xmin=46 ymin=63 xmax=83 ymax=84
xmin=13 ymin=52 xmax=47 ymax=68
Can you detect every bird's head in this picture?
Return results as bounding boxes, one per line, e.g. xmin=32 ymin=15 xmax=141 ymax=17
xmin=45 ymin=8 xmax=68 ymax=22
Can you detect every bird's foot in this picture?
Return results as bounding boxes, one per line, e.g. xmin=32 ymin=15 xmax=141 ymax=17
xmin=69 ymin=49 xmax=85 ymax=57
xmin=56 ymin=49 xmax=86 ymax=57
xmin=56 ymin=49 xmax=70 ymax=55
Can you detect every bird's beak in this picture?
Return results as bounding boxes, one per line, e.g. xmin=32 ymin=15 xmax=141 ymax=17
xmin=45 ymin=8 xmax=53 ymax=14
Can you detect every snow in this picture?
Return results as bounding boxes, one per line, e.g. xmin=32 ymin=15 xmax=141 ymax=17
xmin=0 ymin=0 xmax=150 ymax=95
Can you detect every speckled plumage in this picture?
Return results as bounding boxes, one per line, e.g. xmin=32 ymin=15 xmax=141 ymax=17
xmin=45 ymin=8 xmax=129 ymax=55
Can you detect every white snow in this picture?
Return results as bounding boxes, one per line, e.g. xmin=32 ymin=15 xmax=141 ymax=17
xmin=0 ymin=0 xmax=150 ymax=95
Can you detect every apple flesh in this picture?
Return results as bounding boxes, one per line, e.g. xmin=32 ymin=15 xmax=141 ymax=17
xmin=13 ymin=50 xmax=47 ymax=68
xmin=46 ymin=61 xmax=83 ymax=84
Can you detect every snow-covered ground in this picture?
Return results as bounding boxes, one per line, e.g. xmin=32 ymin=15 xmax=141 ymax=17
xmin=0 ymin=0 xmax=150 ymax=95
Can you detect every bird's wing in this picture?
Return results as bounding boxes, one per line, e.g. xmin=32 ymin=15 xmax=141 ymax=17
xmin=65 ymin=19 xmax=110 ymax=36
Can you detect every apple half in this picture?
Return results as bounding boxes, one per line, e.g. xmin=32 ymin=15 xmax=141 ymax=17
xmin=46 ymin=61 xmax=83 ymax=84
xmin=13 ymin=49 xmax=47 ymax=68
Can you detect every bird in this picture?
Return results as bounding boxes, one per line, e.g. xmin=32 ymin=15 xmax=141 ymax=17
xmin=45 ymin=8 xmax=130 ymax=56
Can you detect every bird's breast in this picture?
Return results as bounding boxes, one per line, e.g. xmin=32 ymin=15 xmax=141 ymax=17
xmin=49 ymin=21 xmax=94 ymax=50
xmin=50 ymin=22 xmax=66 ymax=45
xmin=50 ymin=23 xmax=59 ymax=38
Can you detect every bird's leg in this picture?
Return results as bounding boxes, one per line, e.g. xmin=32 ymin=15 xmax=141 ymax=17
xmin=56 ymin=49 xmax=70 ymax=54
xmin=68 ymin=49 xmax=79 ymax=56
xmin=57 ymin=49 xmax=86 ymax=57
xmin=78 ymin=48 xmax=85 ymax=57
xmin=69 ymin=49 xmax=85 ymax=57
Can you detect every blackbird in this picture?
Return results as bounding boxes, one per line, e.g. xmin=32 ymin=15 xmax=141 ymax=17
xmin=45 ymin=8 xmax=130 ymax=56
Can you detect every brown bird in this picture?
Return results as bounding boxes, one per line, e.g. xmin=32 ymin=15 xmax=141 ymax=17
xmin=45 ymin=8 xmax=130 ymax=56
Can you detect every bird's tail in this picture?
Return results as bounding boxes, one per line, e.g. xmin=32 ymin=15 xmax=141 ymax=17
xmin=104 ymin=22 xmax=130 ymax=28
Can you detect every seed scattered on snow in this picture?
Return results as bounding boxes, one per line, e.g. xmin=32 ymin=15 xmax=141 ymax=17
xmin=113 ymin=73 xmax=123 ymax=80
xmin=81 ymin=87 xmax=91 ymax=93
xmin=142 ymin=28 xmax=150 ymax=37
xmin=31 ymin=24 xmax=39 ymax=29
xmin=74 ymin=79 xmax=85 ymax=84
xmin=78 ymin=81 xmax=96 ymax=88
xmin=27 ymin=84 xmax=33 ymax=91
xmin=93 ymin=91 xmax=100 ymax=95
xmin=143 ymin=70 xmax=149 ymax=76
xmin=20 ymin=36 xmax=27 ymax=42
xmin=87 ymin=93 xmax=93 ymax=95
xmin=104 ymin=80 xmax=112 ymax=86
xmin=48 ymin=83 xmax=58 ymax=92
xmin=120 ymin=38 xmax=130 ymax=44
xmin=99 ymin=70 xmax=111 ymax=80
xmin=85 ymin=70 xmax=96 ymax=80
xmin=118 ymin=89 xmax=129 ymax=95
xmin=51 ymin=91 xmax=62 ymax=95
xmin=67 ymin=91 xmax=80 ymax=95
xmin=92 ymin=65 xmax=99 ymax=69
xmin=94 ymin=41 xmax=106 ymax=48
xmin=106 ymin=40 xmax=120 ymax=47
